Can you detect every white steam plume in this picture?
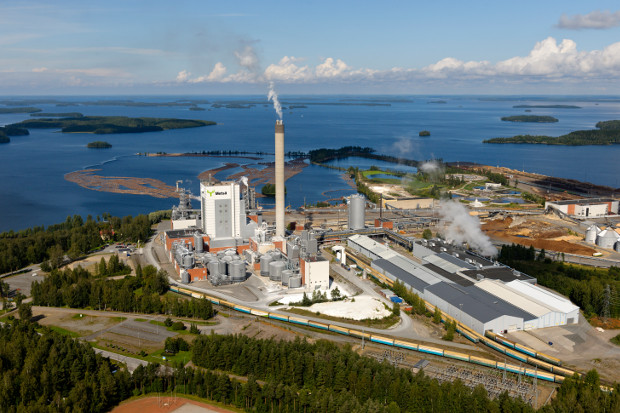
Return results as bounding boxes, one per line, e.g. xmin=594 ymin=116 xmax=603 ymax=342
xmin=438 ymin=200 xmax=497 ymax=257
xmin=419 ymin=160 xmax=444 ymax=183
xmin=240 ymin=176 xmax=248 ymax=188
xmin=268 ymin=81 xmax=282 ymax=120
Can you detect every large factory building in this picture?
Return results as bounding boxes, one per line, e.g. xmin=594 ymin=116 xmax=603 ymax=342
xmin=545 ymin=198 xmax=619 ymax=218
xmin=163 ymin=120 xmax=329 ymax=291
xmin=348 ymin=234 xmax=579 ymax=334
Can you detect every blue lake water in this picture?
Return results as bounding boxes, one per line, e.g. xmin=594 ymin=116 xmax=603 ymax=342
xmin=1 ymin=95 xmax=619 ymax=232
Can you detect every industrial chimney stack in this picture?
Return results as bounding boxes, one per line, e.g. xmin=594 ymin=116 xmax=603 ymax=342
xmin=275 ymin=120 xmax=285 ymax=237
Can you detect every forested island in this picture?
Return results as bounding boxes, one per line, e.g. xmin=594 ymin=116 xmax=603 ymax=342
xmin=86 ymin=141 xmax=112 ymax=148
xmin=9 ymin=116 xmax=215 ymax=134
xmin=419 ymin=130 xmax=431 ymax=136
xmin=31 ymin=112 xmax=83 ymax=118
xmin=0 ymin=125 xmax=30 ymax=143
xmin=513 ymin=104 xmax=581 ymax=109
xmin=484 ymin=120 xmax=620 ymax=145
xmin=501 ymin=115 xmax=558 ymax=123
xmin=0 ymin=106 xmax=41 ymax=114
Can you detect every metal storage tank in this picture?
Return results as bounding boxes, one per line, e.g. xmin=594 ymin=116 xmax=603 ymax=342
xmin=288 ymin=275 xmax=302 ymax=288
xmin=208 ymin=260 xmax=219 ymax=275
xmin=348 ymin=194 xmax=366 ymax=230
xmin=260 ymin=255 xmax=273 ymax=276
xmin=289 ymin=245 xmax=300 ymax=260
xmin=218 ymin=259 xmax=227 ymax=275
xmin=182 ymin=254 xmax=194 ymax=269
xmin=615 ymin=241 xmax=620 ymax=253
xmin=306 ymin=238 xmax=318 ymax=255
xmin=269 ymin=261 xmax=286 ymax=281
xmin=281 ymin=269 xmax=292 ymax=286
xmin=596 ymin=230 xmax=618 ymax=249
xmin=194 ymin=233 xmax=204 ymax=253
xmin=270 ymin=250 xmax=281 ymax=260
xmin=229 ymin=261 xmax=246 ymax=282
xmin=585 ymin=225 xmax=600 ymax=244
xmin=181 ymin=270 xmax=191 ymax=284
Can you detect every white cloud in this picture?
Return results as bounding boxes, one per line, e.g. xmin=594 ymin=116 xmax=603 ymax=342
xmin=422 ymin=37 xmax=620 ymax=80
xmin=176 ymin=70 xmax=190 ymax=82
xmin=170 ymin=37 xmax=620 ymax=90
xmin=264 ymin=56 xmax=312 ymax=82
xmin=234 ymin=45 xmax=259 ymax=72
xmin=207 ymin=62 xmax=227 ymax=81
xmin=557 ymin=10 xmax=620 ymax=30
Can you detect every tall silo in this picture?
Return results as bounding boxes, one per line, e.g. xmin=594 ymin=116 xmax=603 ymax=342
xmin=348 ymin=194 xmax=366 ymax=230
xmin=596 ymin=230 xmax=618 ymax=249
xmin=260 ymin=255 xmax=272 ymax=276
xmin=194 ymin=233 xmax=204 ymax=253
xmin=269 ymin=261 xmax=286 ymax=282
xmin=585 ymin=225 xmax=600 ymax=244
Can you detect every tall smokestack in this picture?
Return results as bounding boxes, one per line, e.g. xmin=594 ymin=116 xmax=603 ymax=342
xmin=275 ymin=120 xmax=285 ymax=237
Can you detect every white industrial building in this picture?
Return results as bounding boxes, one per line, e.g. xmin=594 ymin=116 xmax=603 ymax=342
xmin=545 ymin=198 xmax=619 ymax=218
xmin=475 ymin=279 xmax=577 ymax=329
xmin=504 ymin=280 xmax=580 ymax=326
xmin=347 ymin=234 xmax=580 ymax=334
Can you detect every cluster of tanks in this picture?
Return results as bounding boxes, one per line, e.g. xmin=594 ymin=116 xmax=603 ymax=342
xmin=172 ymin=232 xmax=248 ymax=285
xmin=259 ymin=250 xmax=302 ymax=288
xmin=585 ymin=224 xmax=620 ymax=251
xmin=202 ymin=250 xmax=246 ymax=286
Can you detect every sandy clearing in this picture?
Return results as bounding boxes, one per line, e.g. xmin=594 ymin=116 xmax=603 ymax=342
xmin=284 ymin=296 xmax=391 ymax=320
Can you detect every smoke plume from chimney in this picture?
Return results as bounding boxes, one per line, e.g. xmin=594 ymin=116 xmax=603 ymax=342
xmin=438 ymin=200 xmax=497 ymax=257
xmin=268 ymin=82 xmax=283 ymax=120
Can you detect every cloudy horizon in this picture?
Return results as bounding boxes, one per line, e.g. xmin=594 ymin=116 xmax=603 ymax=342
xmin=2 ymin=1 xmax=620 ymax=95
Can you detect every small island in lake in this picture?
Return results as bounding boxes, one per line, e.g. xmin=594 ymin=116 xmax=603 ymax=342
xmin=31 ymin=112 xmax=84 ymax=118
xmin=501 ymin=115 xmax=558 ymax=123
xmin=0 ymin=107 xmax=42 ymax=114
xmin=9 ymin=116 xmax=215 ymax=134
xmin=513 ymin=104 xmax=581 ymax=109
xmin=0 ymin=125 xmax=30 ymax=143
xmin=87 ymin=141 xmax=112 ymax=148
xmin=484 ymin=119 xmax=620 ymax=145
xmin=419 ymin=130 xmax=431 ymax=136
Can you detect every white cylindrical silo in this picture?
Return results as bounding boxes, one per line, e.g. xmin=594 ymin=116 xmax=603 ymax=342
xmin=348 ymin=194 xmax=366 ymax=230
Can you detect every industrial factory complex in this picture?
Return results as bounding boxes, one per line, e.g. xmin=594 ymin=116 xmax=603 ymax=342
xmin=155 ymin=117 xmax=592 ymax=344
xmin=162 ymin=120 xmax=330 ymax=290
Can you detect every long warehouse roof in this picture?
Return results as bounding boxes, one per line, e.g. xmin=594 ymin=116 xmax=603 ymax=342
xmin=475 ymin=279 xmax=554 ymax=317
xmin=426 ymin=282 xmax=537 ymax=324
xmin=373 ymin=259 xmax=431 ymax=292
xmin=423 ymin=253 xmax=474 ymax=273
xmin=505 ymin=280 xmax=579 ymax=314
xmin=348 ymin=234 xmax=398 ymax=260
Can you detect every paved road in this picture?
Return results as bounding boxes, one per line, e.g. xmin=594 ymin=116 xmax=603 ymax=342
xmin=94 ymin=348 xmax=148 ymax=373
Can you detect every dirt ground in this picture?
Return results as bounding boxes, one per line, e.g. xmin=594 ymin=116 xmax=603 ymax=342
xmin=111 ymin=396 xmax=235 ymax=413
xmin=36 ymin=310 xmax=121 ymax=337
xmin=482 ymin=216 xmax=597 ymax=256
xmin=65 ymin=252 xmax=135 ymax=275
xmin=589 ymin=316 xmax=620 ymax=330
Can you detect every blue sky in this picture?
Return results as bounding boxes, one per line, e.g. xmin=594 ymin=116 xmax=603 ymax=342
xmin=2 ymin=1 xmax=620 ymax=94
